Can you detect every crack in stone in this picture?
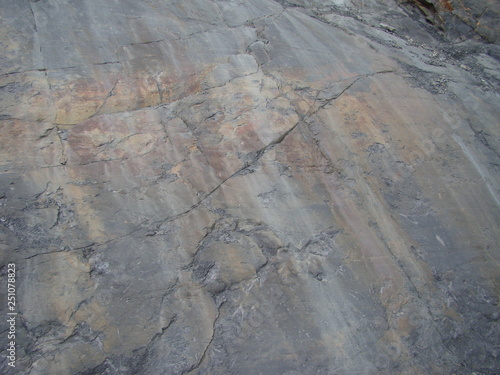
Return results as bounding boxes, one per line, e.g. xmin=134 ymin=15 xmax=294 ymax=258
xmin=128 ymin=39 xmax=165 ymax=46
xmin=156 ymin=69 xmax=396 ymax=229
xmin=306 ymin=69 xmax=396 ymax=115
xmin=92 ymin=79 xmax=119 ymax=118
xmin=61 ymin=144 xmax=157 ymax=167
xmin=0 ymin=61 xmax=123 ymax=78
xmin=64 ymin=301 xmax=95 ymax=334
xmin=272 ymin=0 xmax=305 ymax=9
xmin=35 ymin=60 xmax=259 ymax=127
xmin=203 ymin=65 xmax=260 ymax=91
xmin=144 ymin=315 xmax=177 ymax=350
xmin=152 ymin=74 xmax=164 ymax=103
xmin=55 ymin=127 xmax=68 ymax=165
xmin=18 ymin=243 xmax=95 ymax=262
xmin=182 ymin=301 xmax=224 ymax=375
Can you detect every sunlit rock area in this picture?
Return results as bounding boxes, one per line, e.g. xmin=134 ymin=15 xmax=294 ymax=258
xmin=0 ymin=0 xmax=499 ymax=374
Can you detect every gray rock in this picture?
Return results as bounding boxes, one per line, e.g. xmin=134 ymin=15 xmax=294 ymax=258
xmin=0 ymin=0 xmax=499 ymax=374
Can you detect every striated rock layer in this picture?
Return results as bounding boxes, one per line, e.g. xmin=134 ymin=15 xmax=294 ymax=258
xmin=0 ymin=0 xmax=499 ymax=374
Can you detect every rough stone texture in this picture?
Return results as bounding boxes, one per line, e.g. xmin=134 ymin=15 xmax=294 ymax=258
xmin=0 ymin=0 xmax=499 ymax=374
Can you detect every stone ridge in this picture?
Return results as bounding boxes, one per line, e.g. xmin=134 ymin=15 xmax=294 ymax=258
xmin=0 ymin=1 xmax=498 ymax=375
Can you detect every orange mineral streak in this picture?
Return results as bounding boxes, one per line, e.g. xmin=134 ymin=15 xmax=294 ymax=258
xmin=442 ymin=0 xmax=454 ymax=11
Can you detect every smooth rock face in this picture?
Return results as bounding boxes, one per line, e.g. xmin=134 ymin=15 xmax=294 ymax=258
xmin=0 ymin=0 xmax=499 ymax=374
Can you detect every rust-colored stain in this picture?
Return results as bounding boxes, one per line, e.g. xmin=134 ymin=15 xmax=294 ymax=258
xmin=441 ymin=0 xmax=454 ymax=11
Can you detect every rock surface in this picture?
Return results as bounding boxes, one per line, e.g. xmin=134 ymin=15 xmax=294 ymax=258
xmin=0 ymin=0 xmax=499 ymax=374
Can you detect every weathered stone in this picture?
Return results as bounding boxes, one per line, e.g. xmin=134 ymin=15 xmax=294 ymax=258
xmin=0 ymin=0 xmax=498 ymax=374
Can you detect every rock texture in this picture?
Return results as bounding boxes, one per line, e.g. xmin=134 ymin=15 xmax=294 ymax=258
xmin=0 ymin=0 xmax=499 ymax=374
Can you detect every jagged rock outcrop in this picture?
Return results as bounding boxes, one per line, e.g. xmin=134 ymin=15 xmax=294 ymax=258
xmin=0 ymin=0 xmax=498 ymax=374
